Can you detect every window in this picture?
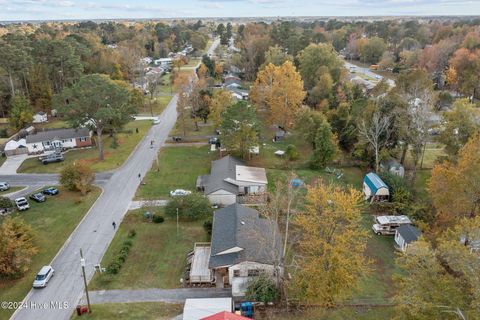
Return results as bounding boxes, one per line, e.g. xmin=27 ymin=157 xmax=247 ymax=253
xmin=248 ymin=269 xmax=260 ymax=277
xmin=79 ymin=137 xmax=87 ymax=142
xmin=233 ymin=270 xmax=240 ymax=277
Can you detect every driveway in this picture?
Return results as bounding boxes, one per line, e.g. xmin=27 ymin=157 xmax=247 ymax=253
xmin=11 ymin=39 xmax=220 ymax=320
xmin=0 ymin=154 xmax=28 ymax=174
xmin=84 ymin=288 xmax=231 ymax=304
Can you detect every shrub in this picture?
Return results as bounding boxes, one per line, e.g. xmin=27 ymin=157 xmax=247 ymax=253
xmin=60 ymin=162 xmax=94 ymax=195
xmin=165 ymin=193 xmax=213 ymax=221
xmin=127 ymin=229 xmax=136 ymax=238
xmin=203 ymin=220 xmax=213 ymax=235
xmin=152 ymin=215 xmax=165 ymax=223
xmin=380 ymin=172 xmax=413 ymax=214
xmin=0 ymin=196 xmax=14 ymax=210
xmin=245 ymin=272 xmax=278 ymax=303
xmin=106 ymin=261 xmax=121 ymax=274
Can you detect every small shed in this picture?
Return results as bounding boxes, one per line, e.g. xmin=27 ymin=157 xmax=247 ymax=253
xmin=32 ymin=112 xmax=48 ymax=124
xmin=363 ymin=172 xmax=389 ymax=202
xmin=380 ymin=159 xmax=405 ymax=178
xmin=395 ymin=225 xmax=421 ymax=252
xmin=274 ymin=131 xmax=285 ymax=142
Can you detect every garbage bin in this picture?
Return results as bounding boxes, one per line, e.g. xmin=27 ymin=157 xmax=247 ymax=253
xmin=80 ymin=306 xmax=89 ymax=314
xmin=76 ymin=305 xmax=82 ymax=316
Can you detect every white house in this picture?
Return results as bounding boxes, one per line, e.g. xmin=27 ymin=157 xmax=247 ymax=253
xmin=154 ymin=58 xmax=172 ymax=68
xmin=25 ymin=128 xmax=92 ymax=154
xmin=363 ymin=172 xmax=389 ymax=202
xmin=32 ymin=112 xmax=48 ymax=124
xmin=189 ymin=204 xmax=282 ymax=297
xmin=196 ymin=156 xmax=267 ymax=206
xmin=395 ymin=225 xmax=421 ymax=252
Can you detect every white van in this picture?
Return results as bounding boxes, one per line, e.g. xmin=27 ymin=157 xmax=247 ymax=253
xmin=33 ymin=266 xmax=54 ymax=288
xmin=0 ymin=182 xmax=9 ymax=191
xmin=372 ymin=215 xmax=412 ymax=235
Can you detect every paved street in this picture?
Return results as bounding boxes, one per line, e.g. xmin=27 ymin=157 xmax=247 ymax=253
xmin=10 ymin=38 xmax=219 ymax=320
xmin=84 ymin=288 xmax=231 ymax=304
xmin=344 ymin=60 xmax=396 ymax=88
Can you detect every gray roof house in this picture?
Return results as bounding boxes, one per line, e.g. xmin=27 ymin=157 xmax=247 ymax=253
xmin=395 ymin=224 xmax=421 ymax=252
xmin=211 ymin=204 xmax=282 ymax=296
xmin=196 ymin=156 xmax=267 ymax=206
xmin=25 ymin=128 xmax=92 ymax=154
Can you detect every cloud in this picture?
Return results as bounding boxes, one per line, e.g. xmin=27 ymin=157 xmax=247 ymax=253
xmin=203 ymin=2 xmax=225 ymax=9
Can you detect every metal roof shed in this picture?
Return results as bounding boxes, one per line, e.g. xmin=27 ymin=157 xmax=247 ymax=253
xmin=363 ymin=172 xmax=389 ymax=202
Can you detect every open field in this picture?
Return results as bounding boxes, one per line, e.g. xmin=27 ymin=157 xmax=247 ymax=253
xmin=136 ymin=145 xmax=214 ymax=200
xmin=169 ymin=118 xmax=215 ymax=139
xmin=70 ymin=302 xmax=182 ymax=320
xmin=89 ymin=208 xmax=208 ymax=290
xmin=0 ymin=187 xmax=101 ymax=319
xmin=260 ymin=305 xmax=396 ymax=320
xmin=0 ymin=186 xmax=24 ymax=195
xmin=137 ymin=96 xmax=172 ymax=116
xmin=18 ymin=121 xmax=151 ymax=173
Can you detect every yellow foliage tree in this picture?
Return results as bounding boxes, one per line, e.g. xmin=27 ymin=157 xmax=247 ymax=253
xmin=428 ymin=133 xmax=480 ymax=226
xmin=250 ymin=61 xmax=306 ymax=130
xmin=291 ymin=183 xmax=369 ymax=306
xmin=209 ymin=89 xmax=233 ymax=127
xmin=197 ymin=63 xmax=208 ymax=79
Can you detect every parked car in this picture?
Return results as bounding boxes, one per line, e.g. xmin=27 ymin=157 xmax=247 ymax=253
xmin=30 ymin=193 xmax=46 ymax=203
xmin=42 ymin=187 xmax=59 ymax=195
xmin=153 ymin=117 xmax=161 ymax=125
xmin=15 ymin=197 xmax=30 ymax=211
xmin=0 ymin=182 xmax=10 ymax=191
xmin=209 ymin=137 xmax=219 ymax=145
xmin=40 ymin=153 xmax=64 ymax=165
xmin=170 ymin=189 xmax=192 ymax=197
xmin=33 ymin=265 xmax=54 ymax=288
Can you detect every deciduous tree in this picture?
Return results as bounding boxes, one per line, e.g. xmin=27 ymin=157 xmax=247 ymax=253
xmin=9 ymin=94 xmax=33 ymax=131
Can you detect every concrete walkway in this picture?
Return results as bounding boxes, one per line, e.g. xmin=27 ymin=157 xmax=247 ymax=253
xmin=129 ymin=199 xmax=167 ymax=210
xmin=0 ymin=154 xmax=28 ymax=174
xmin=84 ymin=288 xmax=231 ymax=304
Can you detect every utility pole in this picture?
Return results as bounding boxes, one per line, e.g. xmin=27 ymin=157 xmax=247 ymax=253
xmin=80 ymin=249 xmax=92 ymax=313
xmin=176 ymin=208 xmax=179 ymax=237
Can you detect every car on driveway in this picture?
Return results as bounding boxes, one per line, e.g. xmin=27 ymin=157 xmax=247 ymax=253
xmin=33 ymin=265 xmax=54 ymax=288
xmin=40 ymin=152 xmax=64 ymax=165
xmin=30 ymin=193 xmax=46 ymax=203
xmin=42 ymin=187 xmax=59 ymax=196
xmin=0 ymin=182 xmax=10 ymax=191
xmin=170 ymin=189 xmax=192 ymax=197
xmin=15 ymin=197 xmax=30 ymax=211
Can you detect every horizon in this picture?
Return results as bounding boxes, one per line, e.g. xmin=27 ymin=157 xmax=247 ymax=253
xmin=0 ymin=0 xmax=479 ymax=22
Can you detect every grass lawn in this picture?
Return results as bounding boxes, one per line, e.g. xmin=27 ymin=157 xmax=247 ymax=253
xmin=136 ymin=145 xmax=214 ymax=200
xmin=70 ymin=302 xmax=182 ymax=320
xmin=34 ymin=119 xmax=69 ymax=130
xmin=170 ymin=117 xmax=215 ymax=139
xmin=18 ymin=121 xmax=152 ymax=173
xmin=137 ymin=96 xmax=172 ymax=116
xmin=0 ymin=187 xmax=101 ymax=319
xmin=0 ymin=186 xmax=25 ymax=195
xmin=260 ymin=306 xmax=396 ymax=319
xmin=404 ymin=142 xmax=445 ymax=170
xmin=89 ymin=208 xmax=208 ymax=290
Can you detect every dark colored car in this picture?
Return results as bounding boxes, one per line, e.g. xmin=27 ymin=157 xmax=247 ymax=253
xmin=30 ymin=193 xmax=46 ymax=203
xmin=42 ymin=187 xmax=59 ymax=196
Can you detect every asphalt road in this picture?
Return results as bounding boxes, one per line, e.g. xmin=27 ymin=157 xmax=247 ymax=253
xmin=344 ymin=60 xmax=396 ymax=88
xmin=11 ymin=38 xmax=219 ymax=320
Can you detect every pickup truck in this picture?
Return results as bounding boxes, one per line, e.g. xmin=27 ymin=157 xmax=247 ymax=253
xmin=39 ymin=153 xmax=64 ymax=165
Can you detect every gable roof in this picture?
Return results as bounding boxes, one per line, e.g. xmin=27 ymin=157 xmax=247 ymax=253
xmin=364 ymin=172 xmax=388 ymax=194
xmin=26 ymin=128 xmax=90 ymax=144
xmin=209 ymin=203 xmax=282 ymax=268
xmin=397 ymin=224 xmax=421 ymax=244
xmin=205 ymin=156 xmax=244 ymax=195
xmin=201 ymin=311 xmax=250 ymax=320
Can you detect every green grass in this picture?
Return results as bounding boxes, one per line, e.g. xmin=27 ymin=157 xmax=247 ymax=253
xmin=0 ymin=187 xmax=101 ymax=319
xmin=89 ymin=208 xmax=208 ymax=290
xmin=18 ymin=121 xmax=152 ymax=173
xmin=70 ymin=302 xmax=182 ymax=320
xmin=404 ymin=142 xmax=446 ymax=170
xmin=136 ymin=145 xmax=214 ymax=200
xmin=35 ymin=119 xmax=69 ymax=130
xmin=0 ymin=186 xmax=24 ymax=195
xmin=137 ymin=96 xmax=172 ymax=116
xmin=261 ymin=306 xmax=396 ymax=319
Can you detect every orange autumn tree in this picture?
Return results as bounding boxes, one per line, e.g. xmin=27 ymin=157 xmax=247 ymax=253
xmin=428 ymin=133 xmax=480 ymax=226
xmin=250 ymin=60 xmax=306 ymax=130
xmin=290 ymin=183 xmax=369 ymax=306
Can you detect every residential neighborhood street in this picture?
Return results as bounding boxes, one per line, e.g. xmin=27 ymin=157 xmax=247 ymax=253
xmin=10 ymin=38 xmax=219 ymax=320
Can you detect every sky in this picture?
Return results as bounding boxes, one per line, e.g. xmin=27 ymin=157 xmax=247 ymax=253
xmin=0 ymin=0 xmax=479 ymax=21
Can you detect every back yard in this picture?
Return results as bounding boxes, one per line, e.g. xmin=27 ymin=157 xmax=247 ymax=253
xmin=0 ymin=187 xmax=101 ymax=319
xmin=18 ymin=120 xmax=152 ymax=173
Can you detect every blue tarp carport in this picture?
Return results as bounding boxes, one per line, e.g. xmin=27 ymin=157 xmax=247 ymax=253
xmin=363 ymin=172 xmax=389 ymax=202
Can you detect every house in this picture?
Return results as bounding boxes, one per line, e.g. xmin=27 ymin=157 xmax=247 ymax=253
xmin=380 ymin=158 xmax=405 ymax=178
xmin=224 ymin=75 xmax=242 ymax=88
xmin=154 ymin=58 xmax=172 ymax=68
xmin=196 ymin=156 xmax=267 ymax=206
xmin=395 ymin=225 xmax=421 ymax=252
xmin=25 ymin=128 xmax=91 ymax=154
xmin=189 ymin=204 xmax=282 ymax=297
xmin=201 ymin=311 xmax=250 ymax=320
xmin=228 ymin=88 xmax=249 ymax=101
xmin=183 ymin=298 xmax=232 ymax=320
xmin=32 ymin=112 xmax=48 ymax=124
xmin=274 ymin=130 xmax=285 ymax=142
xmin=4 ymin=138 xmax=27 ymax=156
xmin=363 ymin=172 xmax=389 ymax=202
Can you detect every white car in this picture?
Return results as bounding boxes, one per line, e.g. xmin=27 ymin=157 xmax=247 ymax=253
xmin=0 ymin=182 xmax=9 ymax=191
xmin=33 ymin=265 xmax=54 ymax=288
xmin=153 ymin=117 xmax=161 ymax=125
xmin=15 ymin=197 xmax=30 ymax=211
xmin=170 ymin=189 xmax=192 ymax=197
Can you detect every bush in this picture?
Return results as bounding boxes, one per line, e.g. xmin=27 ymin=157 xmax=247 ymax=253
xmin=0 ymin=196 xmax=14 ymax=210
xmin=165 ymin=193 xmax=213 ymax=221
xmin=60 ymin=162 xmax=95 ymax=195
xmin=245 ymin=272 xmax=278 ymax=303
xmin=106 ymin=260 xmax=121 ymax=274
xmin=380 ymin=172 xmax=413 ymax=214
xmin=106 ymin=240 xmax=134 ymax=275
xmin=285 ymin=145 xmax=299 ymax=161
xmin=127 ymin=229 xmax=136 ymax=238
xmin=203 ymin=220 xmax=213 ymax=235
xmin=152 ymin=215 xmax=165 ymax=223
